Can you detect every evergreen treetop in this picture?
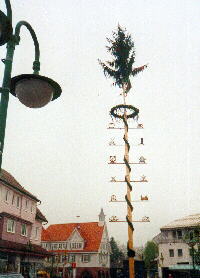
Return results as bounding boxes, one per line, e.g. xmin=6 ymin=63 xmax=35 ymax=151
xmin=98 ymin=25 xmax=147 ymax=91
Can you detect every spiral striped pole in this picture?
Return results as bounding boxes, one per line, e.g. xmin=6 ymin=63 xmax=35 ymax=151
xmin=123 ymin=85 xmax=135 ymax=278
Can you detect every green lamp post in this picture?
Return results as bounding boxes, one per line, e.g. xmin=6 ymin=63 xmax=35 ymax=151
xmin=0 ymin=0 xmax=62 ymax=172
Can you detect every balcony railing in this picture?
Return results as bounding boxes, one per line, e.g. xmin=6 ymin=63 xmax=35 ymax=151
xmin=158 ymin=238 xmax=185 ymax=244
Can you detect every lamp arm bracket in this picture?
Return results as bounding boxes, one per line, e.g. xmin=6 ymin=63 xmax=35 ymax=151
xmin=4 ymin=0 xmax=12 ymax=24
xmin=14 ymin=21 xmax=40 ymax=74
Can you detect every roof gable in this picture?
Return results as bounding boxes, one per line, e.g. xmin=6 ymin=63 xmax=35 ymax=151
xmin=68 ymin=228 xmax=84 ymax=242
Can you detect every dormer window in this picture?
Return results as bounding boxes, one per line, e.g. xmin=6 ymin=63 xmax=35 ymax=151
xmin=177 ymin=230 xmax=182 ymax=239
xmin=63 ymin=243 xmax=67 ymax=249
xmin=70 ymin=242 xmax=82 ymax=249
xmin=53 ymin=244 xmax=58 ymax=250
xmin=172 ymin=230 xmax=176 ymax=238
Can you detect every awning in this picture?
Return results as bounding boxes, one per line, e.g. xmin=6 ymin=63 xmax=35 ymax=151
xmin=0 ymin=239 xmax=51 ymax=257
xmin=169 ymin=264 xmax=200 ymax=271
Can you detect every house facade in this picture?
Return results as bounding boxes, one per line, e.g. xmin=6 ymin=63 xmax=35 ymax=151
xmin=41 ymin=209 xmax=110 ymax=278
xmin=0 ymin=169 xmax=49 ymax=275
xmin=154 ymin=214 xmax=200 ymax=278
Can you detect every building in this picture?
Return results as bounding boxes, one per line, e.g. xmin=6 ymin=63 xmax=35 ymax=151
xmin=154 ymin=214 xmax=200 ymax=278
xmin=41 ymin=209 xmax=110 ymax=278
xmin=0 ymin=169 xmax=49 ymax=275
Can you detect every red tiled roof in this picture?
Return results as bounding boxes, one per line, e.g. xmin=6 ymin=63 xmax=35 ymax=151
xmin=0 ymin=169 xmax=39 ymax=202
xmin=42 ymin=222 xmax=104 ymax=252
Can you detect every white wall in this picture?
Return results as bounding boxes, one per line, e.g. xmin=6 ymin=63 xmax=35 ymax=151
xmin=159 ymin=242 xmax=192 ymax=268
xmin=0 ymin=184 xmax=37 ymax=223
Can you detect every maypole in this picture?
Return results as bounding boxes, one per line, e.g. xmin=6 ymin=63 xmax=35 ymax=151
xmin=99 ymin=26 xmax=149 ymax=278
xmin=122 ymin=84 xmax=135 ymax=278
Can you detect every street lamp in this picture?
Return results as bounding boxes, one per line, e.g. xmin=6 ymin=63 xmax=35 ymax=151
xmin=0 ymin=0 xmax=62 ymax=170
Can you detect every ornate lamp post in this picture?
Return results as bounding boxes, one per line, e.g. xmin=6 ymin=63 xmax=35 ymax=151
xmin=0 ymin=0 xmax=61 ymax=172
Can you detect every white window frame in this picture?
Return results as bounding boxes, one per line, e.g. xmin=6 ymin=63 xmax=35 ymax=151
xmin=82 ymin=254 xmax=90 ymax=263
xmin=21 ymin=223 xmax=27 ymax=236
xmin=53 ymin=244 xmax=58 ymax=250
xmin=7 ymin=219 xmax=15 ymax=233
xmin=63 ymin=243 xmax=67 ymax=249
xmin=70 ymin=242 xmax=82 ymax=249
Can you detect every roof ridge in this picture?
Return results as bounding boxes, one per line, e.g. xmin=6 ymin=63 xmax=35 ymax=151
xmin=0 ymin=169 xmax=39 ymax=202
xmin=47 ymin=221 xmax=98 ymax=226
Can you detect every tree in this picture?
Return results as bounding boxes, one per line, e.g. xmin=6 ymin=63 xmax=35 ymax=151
xmin=143 ymin=241 xmax=158 ymax=270
xmin=183 ymin=227 xmax=200 ymax=267
xmin=110 ymin=237 xmax=126 ymax=268
xmin=98 ymin=25 xmax=147 ymax=91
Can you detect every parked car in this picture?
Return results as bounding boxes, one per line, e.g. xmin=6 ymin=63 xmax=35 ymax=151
xmin=0 ymin=274 xmax=24 ymax=278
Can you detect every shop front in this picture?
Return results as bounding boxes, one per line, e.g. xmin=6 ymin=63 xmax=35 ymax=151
xmin=0 ymin=239 xmax=50 ymax=276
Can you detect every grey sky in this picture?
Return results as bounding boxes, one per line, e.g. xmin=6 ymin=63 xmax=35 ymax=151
xmin=0 ymin=0 xmax=200 ymax=246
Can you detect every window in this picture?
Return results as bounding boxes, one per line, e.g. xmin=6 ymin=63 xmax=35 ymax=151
xmin=63 ymin=243 xmax=67 ymax=249
xmin=82 ymin=254 xmax=90 ymax=263
xmin=48 ymin=243 xmax=52 ymax=250
xmin=12 ymin=194 xmax=15 ymax=205
xmin=169 ymin=249 xmax=174 ymax=257
xmin=16 ymin=196 xmax=20 ymax=208
xmin=61 ymin=255 xmax=66 ymax=263
xmin=177 ymin=230 xmax=182 ymax=239
xmin=7 ymin=219 xmax=15 ymax=233
xmin=102 ymin=243 xmax=107 ymax=250
xmin=25 ymin=200 xmax=29 ymax=210
xmin=21 ymin=223 xmax=27 ymax=236
xmin=172 ymin=230 xmax=176 ymax=238
xmin=5 ymin=190 xmax=9 ymax=202
xmin=69 ymin=255 xmax=75 ymax=262
xmin=35 ymin=227 xmax=39 ymax=239
xmin=53 ymin=244 xmax=58 ymax=250
xmin=58 ymin=243 xmax=62 ymax=249
xmin=70 ymin=242 xmax=82 ymax=249
xmin=178 ymin=249 xmax=183 ymax=257
xmin=65 ymin=255 xmax=69 ymax=262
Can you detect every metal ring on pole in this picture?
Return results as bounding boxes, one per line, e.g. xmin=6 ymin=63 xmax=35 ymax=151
xmin=110 ymin=104 xmax=139 ymax=120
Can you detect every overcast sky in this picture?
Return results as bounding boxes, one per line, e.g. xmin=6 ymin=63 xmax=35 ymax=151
xmin=0 ymin=0 xmax=200 ymax=247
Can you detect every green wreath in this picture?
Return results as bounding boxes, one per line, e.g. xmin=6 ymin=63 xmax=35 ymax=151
xmin=110 ymin=104 xmax=139 ymax=119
